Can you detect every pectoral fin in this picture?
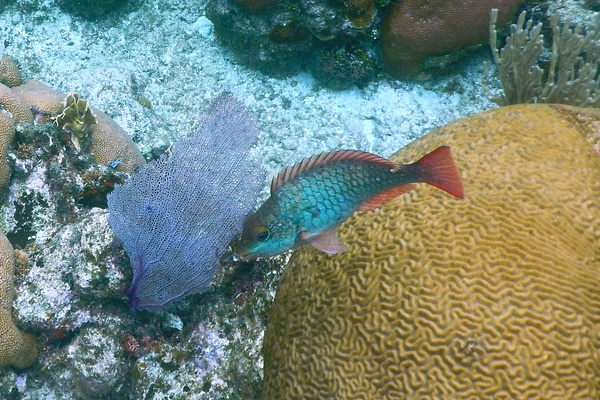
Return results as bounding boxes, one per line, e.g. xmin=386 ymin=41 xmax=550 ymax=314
xmin=301 ymin=229 xmax=347 ymax=254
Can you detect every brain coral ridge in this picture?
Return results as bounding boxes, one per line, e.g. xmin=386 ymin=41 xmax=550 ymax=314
xmin=263 ymin=104 xmax=600 ymax=399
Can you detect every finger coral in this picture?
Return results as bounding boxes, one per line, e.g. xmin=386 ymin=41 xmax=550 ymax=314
xmin=0 ymin=230 xmax=37 ymax=369
xmin=263 ymin=104 xmax=600 ymax=399
xmin=107 ymin=92 xmax=265 ymax=311
xmin=382 ymin=0 xmax=524 ymax=77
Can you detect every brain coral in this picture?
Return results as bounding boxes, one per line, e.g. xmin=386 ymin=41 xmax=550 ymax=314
xmin=382 ymin=0 xmax=525 ymax=77
xmin=12 ymin=80 xmax=66 ymax=115
xmin=0 ymin=230 xmax=37 ymax=369
xmin=0 ymin=83 xmax=33 ymax=123
xmin=89 ymin=108 xmax=146 ymax=173
xmin=263 ymin=104 xmax=600 ymax=399
xmin=0 ymin=112 xmax=15 ymax=190
xmin=0 ymin=55 xmax=22 ymax=88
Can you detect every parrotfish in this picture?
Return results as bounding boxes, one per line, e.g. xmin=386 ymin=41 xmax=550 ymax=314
xmin=236 ymin=146 xmax=464 ymax=259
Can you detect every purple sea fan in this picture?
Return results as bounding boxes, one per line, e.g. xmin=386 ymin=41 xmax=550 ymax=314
xmin=107 ymin=92 xmax=265 ymax=311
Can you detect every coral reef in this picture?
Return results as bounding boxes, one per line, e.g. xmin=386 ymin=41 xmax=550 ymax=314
xmin=0 ymin=229 xmax=37 ymax=369
xmin=0 ymin=53 xmax=274 ymax=397
xmin=2 ymin=120 xmax=274 ymax=397
xmin=0 ymin=58 xmax=146 ymax=175
xmin=382 ymin=0 xmax=525 ymax=78
xmin=206 ymin=0 xmax=382 ymax=86
xmin=490 ymin=10 xmax=600 ymax=106
xmin=263 ymin=104 xmax=600 ymax=399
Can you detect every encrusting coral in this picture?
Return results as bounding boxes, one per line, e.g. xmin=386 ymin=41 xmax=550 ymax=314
xmin=0 ymin=230 xmax=37 ymax=369
xmin=382 ymin=0 xmax=525 ymax=77
xmin=263 ymin=104 xmax=600 ymax=399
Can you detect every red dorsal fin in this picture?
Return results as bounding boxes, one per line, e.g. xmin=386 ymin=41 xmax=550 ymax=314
xmin=402 ymin=146 xmax=464 ymax=199
xmin=357 ymin=184 xmax=416 ymax=212
xmin=300 ymin=229 xmax=346 ymax=254
xmin=271 ymin=150 xmax=399 ymax=194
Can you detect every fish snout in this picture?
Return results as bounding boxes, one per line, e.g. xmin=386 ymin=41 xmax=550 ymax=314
xmin=235 ymin=247 xmax=256 ymax=262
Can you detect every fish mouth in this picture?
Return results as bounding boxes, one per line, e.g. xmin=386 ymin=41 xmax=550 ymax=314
xmin=236 ymin=250 xmax=255 ymax=262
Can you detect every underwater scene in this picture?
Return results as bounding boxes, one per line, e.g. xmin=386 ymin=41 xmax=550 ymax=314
xmin=0 ymin=0 xmax=599 ymax=398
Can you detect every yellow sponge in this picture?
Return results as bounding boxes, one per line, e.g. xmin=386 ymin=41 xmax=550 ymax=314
xmin=263 ymin=104 xmax=600 ymax=399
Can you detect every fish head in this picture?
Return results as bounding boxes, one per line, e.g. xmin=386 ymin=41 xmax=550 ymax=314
xmin=236 ymin=197 xmax=298 ymax=260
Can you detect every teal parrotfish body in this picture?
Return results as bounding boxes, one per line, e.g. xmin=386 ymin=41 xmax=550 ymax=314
xmin=236 ymin=146 xmax=464 ymax=259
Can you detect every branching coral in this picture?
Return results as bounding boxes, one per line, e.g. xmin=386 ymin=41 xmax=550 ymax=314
xmin=490 ymin=9 xmax=600 ymax=106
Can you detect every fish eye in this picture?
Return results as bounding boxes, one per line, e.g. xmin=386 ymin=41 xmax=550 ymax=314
xmin=254 ymin=227 xmax=270 ymax=242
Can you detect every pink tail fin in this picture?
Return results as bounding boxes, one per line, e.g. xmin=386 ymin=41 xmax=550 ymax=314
xmin=407 ymin=146 xmax=464 ymax=199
